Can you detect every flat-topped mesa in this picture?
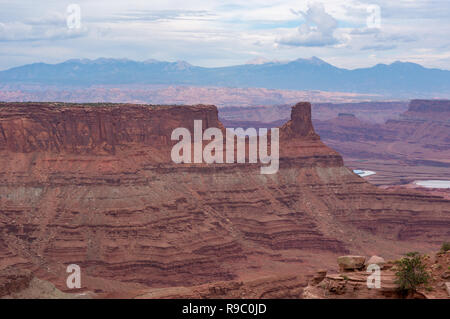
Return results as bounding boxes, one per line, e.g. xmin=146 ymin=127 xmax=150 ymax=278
xmin=337 ymin=113 xmax=356 ymax=119
xmin=280 ymin=102 xmax=319 ymax=139
xmin=0 ymin=101 xmax=330 ymax=152
xmin=0 ymin=101 xmax=344 ymax=169
xmin=401 ymin=99 xmax=450 ymax=122
xmin=408 ymin=99 xmax=450 ymax=113
xmin=0 ymin=102 xmax=222 ymax=154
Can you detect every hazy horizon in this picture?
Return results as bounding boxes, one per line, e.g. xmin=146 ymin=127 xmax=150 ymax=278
xmin=2 ymin=55 xmax=450 ymax=73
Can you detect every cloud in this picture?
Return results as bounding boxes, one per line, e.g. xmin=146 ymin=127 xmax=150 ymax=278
xmin=377 ymin=33 xmax=416 ymax=43
xmin=0 ymin=21 xmax=88 ymax=42
xmin=350 ymin=27 xmax=380 ymax=35
xmin=276 ymin=2 xmax=339 ymax=47
xmin=361 ymin=44 xmax=396 ymax=51
xmin=107 ymin=10 xmax=215 ymax=23
xmin=23 ymin=12 xmax=67 ymax=26
xmin=0 ymin=10 xmax=89 ymax=42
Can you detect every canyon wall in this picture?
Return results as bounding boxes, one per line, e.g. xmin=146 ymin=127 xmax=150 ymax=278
xmin=0 ymin=102 xmax=448 ymax=296
xmin=312 ymin=99 xmax=450 ymax=185
xmin=0 ymin=103 xmax=221 ymax=155
xmin=406 ymin=99 xmax=450 ymax=117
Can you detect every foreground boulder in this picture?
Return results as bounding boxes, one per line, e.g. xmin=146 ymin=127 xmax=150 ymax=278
xmin=305 ymin=250 xmax=450 ymax=299
xmin=365 ymin=256 xmax=386 ymax=269
xmin=337 ymin=256 xmax=366 ymax=272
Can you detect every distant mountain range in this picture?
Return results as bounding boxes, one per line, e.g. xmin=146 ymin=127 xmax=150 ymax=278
xmin=1 ymin=57 xmax=449 ymax=97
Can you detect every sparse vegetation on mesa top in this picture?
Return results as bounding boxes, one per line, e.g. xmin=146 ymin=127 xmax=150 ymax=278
xmin=394 ymin=252 xmax=430 ymax=296
xmin=440 ymin=242 xmax=450 ymax=253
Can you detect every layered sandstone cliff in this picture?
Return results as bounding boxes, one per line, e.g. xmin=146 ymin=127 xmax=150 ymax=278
xmin=0 ymin=103 xmax=221 ymax=155
xmin=0 ymin=102 xmax=448 ymax=297
xmin=404 ymin=99 xmax=450 ymax=120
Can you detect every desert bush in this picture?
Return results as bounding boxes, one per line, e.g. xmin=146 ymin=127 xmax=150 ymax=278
xmin=440 ymin=242 xmax=450 ymax=253
xmin=405 ymin=251 xmax=419 ymax=257
xmin=395 ymin=253 xmax=430 ymax=296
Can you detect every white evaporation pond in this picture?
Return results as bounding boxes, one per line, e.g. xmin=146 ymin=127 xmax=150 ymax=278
xmin=353 ymin=169 xmax=376 ymax=177
xmin=414 ymin=180 xmax=450 ymax=189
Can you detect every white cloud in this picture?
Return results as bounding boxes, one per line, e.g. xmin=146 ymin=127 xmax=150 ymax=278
xmin=0 ymin=9 xmax=88 ymax=42
xmin=0 ymin=22 xmax=88 ymax=42
xmin=276 ymin=2 xmax=339 ymax=47
xmin=361 ymin=44 xmax=396 ymax=51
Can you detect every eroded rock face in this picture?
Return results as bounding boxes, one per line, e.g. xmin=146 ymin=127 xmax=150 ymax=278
xmin=0 ymin=103 xmax=221 ymax=155
xmin=0 ymin=271 xmax=88 ymax=299
xmin=407 ymin=99 xmax=450 ymax=117
xmin=280 ymin=102 xmax=319 ymax=139
xmin=0 ymin=267 xmax=33 ymax=297
xmin=313 ymin=99 xmax=450 ymax=185
xmin=0 ymin=101 xmax=449 ymax=295
xmin=134 ymin=275 xmax=305 ymax=299
xmin=304 ymin=251 xmax=450 ymax=299
xmin=337 ymin=256 xmax=366 ymax=272
xmin=303 ymin=267 xmax=402 ymax=299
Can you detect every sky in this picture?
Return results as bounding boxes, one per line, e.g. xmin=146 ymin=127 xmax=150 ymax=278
xmin=0 ymin=0 xmax=449 ymax=71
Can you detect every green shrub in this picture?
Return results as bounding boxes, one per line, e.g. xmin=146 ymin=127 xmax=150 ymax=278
xmin=405 ymin=251 xmax=419 ymax=257
xmin=395 ymin=253 xmax=430 ymax=295
xmin=440 ymin=242 xmax=450 ymax=253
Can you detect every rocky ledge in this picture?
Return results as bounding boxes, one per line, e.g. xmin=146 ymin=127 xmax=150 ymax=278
xmin=303 ymin=250 xmax=450 ymax=299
